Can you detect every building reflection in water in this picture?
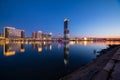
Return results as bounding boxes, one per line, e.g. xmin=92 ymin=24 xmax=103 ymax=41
xmin=31 ymin=41 xmax=52 ymax=52
xmin=4 ymin=44 xmax=15 ymax=56
xmin=38 ymin=42 xmax=42 ymax=52
xmin=47 ymin=41 xmax=52 ymax=50
xmin=64 ymin=42 xmax=69 ymax=65
xmin=83 ymin=41 xmax=88 ymax=46
xmin=20 ymin=44 xmax=25 ymax=52
xmin=32 ymin=43 xmax=35 ymax=49
xmin=4 ymin=41 xmax=52 ymax=56
xmin=4 ymin=43 xmax=25 ymax=56
xmin=2 ymin=41 xmax=120 ymax=57
xmin=58 ymin=41 xmax=62 ymax=48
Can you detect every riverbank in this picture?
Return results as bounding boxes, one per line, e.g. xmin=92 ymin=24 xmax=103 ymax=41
xmin=60 ymin=45 xmax=120 ymax=80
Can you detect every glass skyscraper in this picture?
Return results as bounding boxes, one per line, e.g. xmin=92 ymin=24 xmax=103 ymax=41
xmin=64 ymin=18 xmax=70 ymax=40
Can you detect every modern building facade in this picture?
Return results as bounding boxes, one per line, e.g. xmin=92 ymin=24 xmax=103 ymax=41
xmin=58 ymin=33 xmax=62 ymax=40
xmin=64 ymin=18 xmax=70 ymax=40
xmin=37 ymin=31 xmax=42 ymax=39
xmin=4 ymin=27 xmax=24 ymax=38
xmin=32 ymin=31 xmax=43 ymax=39
xmin=42 ymin=33 xmax=47 ymax=40
xmin=0 ymin=33 xmax=4 ymax=38
xmin=32 ymin=31 xmax=52 ymax=40
xmin=47 ymin=33 xmax=52 ymax=40
xmin=32 ymin=32 xmax=37 ymax=38
xmin=21 ymin=30 xmax=25 ymax=38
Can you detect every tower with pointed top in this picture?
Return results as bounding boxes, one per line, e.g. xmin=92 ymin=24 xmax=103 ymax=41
xmin=64 ymin=18 xmax=70 ymax=40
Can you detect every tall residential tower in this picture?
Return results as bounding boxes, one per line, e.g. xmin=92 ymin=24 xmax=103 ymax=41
xmin=64 ymin=18 xmax=70 ymax=40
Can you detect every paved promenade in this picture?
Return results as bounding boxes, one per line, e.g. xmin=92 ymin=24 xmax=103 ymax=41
xmin=60 ymin=45 xmax=120 ymax=80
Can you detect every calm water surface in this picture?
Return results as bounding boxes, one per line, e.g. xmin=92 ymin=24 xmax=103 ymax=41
xmin=0 ymin=41 xmax=119 ymax=80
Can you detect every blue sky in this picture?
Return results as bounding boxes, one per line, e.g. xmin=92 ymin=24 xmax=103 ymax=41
xmin=0 ymin=0 xmax=120 ymax=37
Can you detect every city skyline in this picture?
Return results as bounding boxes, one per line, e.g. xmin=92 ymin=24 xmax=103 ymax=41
xmin=0 ymin=0 xmax=120 ymax=38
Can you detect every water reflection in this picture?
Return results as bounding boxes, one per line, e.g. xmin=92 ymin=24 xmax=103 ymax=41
xmin=69 ymin=41 xmax=120 ymax=46
xmin=3 ymin=41 xmax=53 ymax=56
xmin=4 ymin=43 xmax=24 ymax=56
xmin=37 ymin=43 xmax=42 ymax=52
xmin=4 ymin=43 xmax=25 ymax=56
xmin=4 ymin=44 xmax=16 ymax=56
xmin=64 ymin=42 xmax=69 ymax=65
xmin=1 ymin=41 xmax=120 ymax=57
xmin=58 ymin=41 xmax=62 ymax=48
xmin=93 ymin=49 xmax=97 ymax=54
xmin=1 ymin=40 xmax=120 ymax=80
xmin=20 ymin=44 xmax=25 ymax=52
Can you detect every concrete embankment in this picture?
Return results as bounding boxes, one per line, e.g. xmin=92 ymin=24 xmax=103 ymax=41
xmin=60 ymin=45 xmax=120 ymax=80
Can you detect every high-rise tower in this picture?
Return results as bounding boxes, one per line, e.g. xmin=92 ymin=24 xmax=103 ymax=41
xmin=64 ymin=18 xmax=70 ymax=40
